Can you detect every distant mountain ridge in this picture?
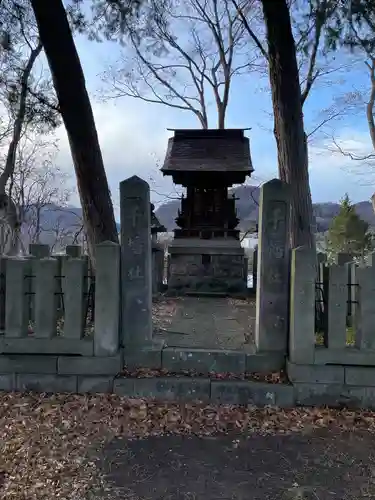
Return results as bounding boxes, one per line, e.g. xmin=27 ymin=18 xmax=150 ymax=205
xmin=13 ymin=187 xmax=374 ymax=251
xmin=155 ymin=185 xmax=375 ymax=233
xmin=12 ymin=204 xmax=120 ymax=251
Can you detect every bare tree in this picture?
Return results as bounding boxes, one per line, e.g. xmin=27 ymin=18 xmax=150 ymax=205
xmin=101 ymin=0 xmax=262 ymax=129
xmin=325 ymin=2 xmax=375 ymax=206
xmin=7 ymin=136 xmax=74 ymax=252
xmin=0 ymin=0 xmax=60 ymax=254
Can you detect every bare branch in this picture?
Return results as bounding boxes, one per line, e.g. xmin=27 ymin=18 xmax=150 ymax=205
xmin=100 ymin=0 xmax=259 ymax=128
xmin=331 ymin=136 xmax=375 ymax=162
xmin=25 ymin=85 xmax=61 ymax=113
xmin=231 ymin=0 xmax=268 ymax=60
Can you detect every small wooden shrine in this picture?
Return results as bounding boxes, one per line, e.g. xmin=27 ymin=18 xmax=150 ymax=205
xmin=161 ymin=128 xmax=253 ymax=294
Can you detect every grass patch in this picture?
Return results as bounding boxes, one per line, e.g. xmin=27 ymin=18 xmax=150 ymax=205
xmin=315 ymin=326 xmax=355 ymax=346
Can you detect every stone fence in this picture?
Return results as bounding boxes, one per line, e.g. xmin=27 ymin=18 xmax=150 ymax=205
xmin=288 ymin=246 xmax=375 ymax=407
xmin=0 ymin=241 xmax=119 ymax=358
xmin=1 ymin=175 xmax=375 ymax=410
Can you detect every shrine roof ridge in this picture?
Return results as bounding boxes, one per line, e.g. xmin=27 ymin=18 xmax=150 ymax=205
xmin=161 ymin=128 xmax=253 ymax=173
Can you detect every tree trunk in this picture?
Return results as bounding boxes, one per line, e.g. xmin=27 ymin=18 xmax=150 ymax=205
xmin=30 ymin=0 xmax=119 ymax=266
xmin=366 ymin=59 xmax=375 ymax=212
xmin=261 ymin=0 xmax=315 ymax=249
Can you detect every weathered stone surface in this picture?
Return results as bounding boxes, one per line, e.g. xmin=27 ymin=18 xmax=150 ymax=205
xmin=113 ymin=378 xmax=134 ymax=396
xmin=135 ymin=377 xmax=210 ymax=401
xmin=294 ymin=383 xmax=365 ymax=408
xmin=0 ymin=355 xmax=57 ymax=374
xmin=29 ymin=244 xmax=50 ymax=258
xmin=16 ymin=373 xmax=77 ymax=393
xmin=114 ymin=377 xmax=210 ymax=401
xmin=55 ymin=255 xmax=67 ymax=320
xmin=287 ymin=361 xmax=344 ymax=384
xmin=210 ymin=380 xmax=294 ymax=407
xmin=326 ymin=265 xmax=347 ymax=349
xmin=94 ymin=241 xmax=120 ymax=356
xmin=314 ymin=346 xmax=375 ymax=366
xmin=77 ymin=376 xmax=114 ymax=394
xmin=245 ymin=352 xmax=285 ymax=373
xmin=346 ymin=262 xmax=357 ymax=327
xmin=289 ymin=246 xmax=316 ymax=364
xmin=0 ymin=373 xmax=15 ymax=390
xmin=5 ymin=257 xmax=30 ymax=338
xmin=152 ymin=246 xmax=164 ymax=295
xmin=355 ymin=265 xmax=375 ymax=350
xmin=0 ymin=337 xmax=94 ymax=356
xmin=62 ymin=257 xmax=87 ymax=339
xmin=0 ymin=257 xmax=6 ymax=331
xmin=167 ymin=244 xmax=246 ymax=294
xmin=65 ymin=245 xmax=82 ymax=258
xmin=120 ymin=176 xmax=153 ymax=345
xmin=255 ymin=179 xmax=290 ymax=353
xmin=162 ymin=348 xmax=246 ymax=374
xmin=34 ymin=258 xmax=59 ymax=338
xmin=362 ymin=387 xmax=375 ymax=409
xmin=57 ymin=354 xmax=122 ymax=375
xmin=345 ymin=366 xmax=375 ymax=386
xmin=124 ymin=347 xmax=162 ymax=370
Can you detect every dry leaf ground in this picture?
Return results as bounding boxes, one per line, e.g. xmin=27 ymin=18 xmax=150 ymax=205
xmin=1 ymin=393 xmax=375 ymax=499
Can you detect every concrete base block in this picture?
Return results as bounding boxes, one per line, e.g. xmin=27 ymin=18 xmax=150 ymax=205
xmin=167 ymin=244 xmax=246 ymax=295
xmin=314 ymin=347 xmax=375 ymax=366
xmin=287 ymin=361 xmax=344 ymax=384
xmin=210 ymin=380 xmax=294 ymax=407
xmin=345 ymin=366 xmax=375 ymax=386
xmin=124 ymin=346 xmax=162 ymax=370
xmin=0 ymin=374 xmax=15 ymax=391
xmin=16 ymin=374 xmax=78 ymax=393
xmin=0 ymin=355 xmax=57 ymax=374
xmin=162 ymin=348 xmax=245 ymax=374
xmin=0 ymin=337 xmax=94 ymax=356
xmin=58 ymin=354 xmax=122 ymax=375
xmin=362 ymin=388 xmax=375 ymax=409
xmin=294 ymin=383 xmax=365 ymax=408
xmin=114 ymin=376 xmax=210 ymax=401
xmin=77 ymin=376 xmax=114 ymax=394
xmin=113 ymin=378 xmax=134 ymax=396
xmin=246 ymin=352 xmax=285 ymax=373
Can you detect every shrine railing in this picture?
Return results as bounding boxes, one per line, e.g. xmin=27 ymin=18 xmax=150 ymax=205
xmin=0 ymin=242 xmax=120 ymax=357
xmin=289 ymin=246 xmax=375 ymax=366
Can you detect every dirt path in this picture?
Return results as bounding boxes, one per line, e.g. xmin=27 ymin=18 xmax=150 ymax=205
xmin=2 ymin=393 xmax=375 ymax=499
xmin=152 ymin=296 xmax=256 ymax=350
xmin=93 ymin=429 xmax=375 ymax=499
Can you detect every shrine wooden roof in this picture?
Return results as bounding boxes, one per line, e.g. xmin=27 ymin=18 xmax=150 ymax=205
xmin=161 ymin=129 xmax=253 ymax=174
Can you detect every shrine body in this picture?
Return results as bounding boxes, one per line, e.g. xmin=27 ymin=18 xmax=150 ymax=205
xmin=161 ymin=128 xmax=253 ymax=294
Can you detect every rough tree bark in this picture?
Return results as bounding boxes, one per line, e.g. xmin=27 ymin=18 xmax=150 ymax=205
xmin=365 ymin=58 xmax=375 ymax=211
xmin=261 ymin=0 xmax=315 ymax=249
xmin=30 ymin=0 xmax=119 ymax=265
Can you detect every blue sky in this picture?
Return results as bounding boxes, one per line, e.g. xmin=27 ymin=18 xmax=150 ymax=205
xmin=53 ymin=29 xmax=375 ymax=211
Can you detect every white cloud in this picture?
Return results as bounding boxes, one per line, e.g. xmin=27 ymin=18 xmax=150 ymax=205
xmin=238 ymin=127 xmax=375 ymax=204
xmin=41 ymin=98 xmax=375 ymax=216
xmin=307 ymin=130 xmax=375 ymax=202
xmin=54 ymin=98 xmax=184 ymax=214
xmin=45 ymin=32 xmax=375 ymax=214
